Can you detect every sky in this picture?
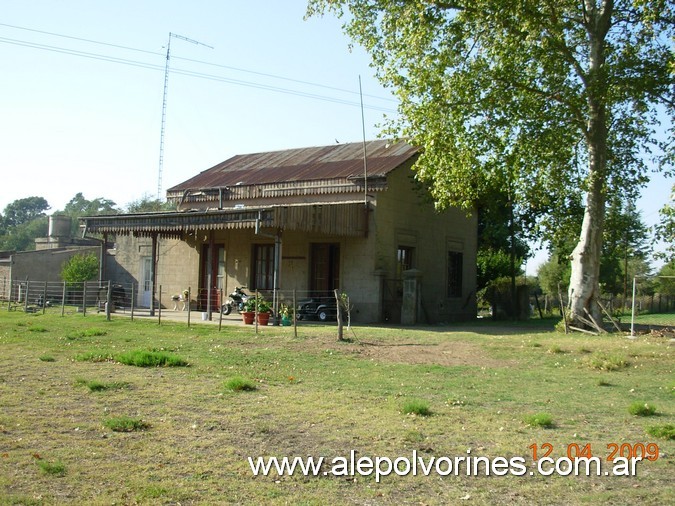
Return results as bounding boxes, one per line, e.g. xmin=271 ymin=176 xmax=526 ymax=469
xmin=1 ymin=0 xmax=672 ymax=273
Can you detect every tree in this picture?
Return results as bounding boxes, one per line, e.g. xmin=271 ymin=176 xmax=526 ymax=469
xmin=125 ymin=195 xmax=174 ymax=213
xmin=1 ymin=197 xmax=50 ymax=229
xmin=600 ymin=197 xmax=651 ymax=301
xmin=0 ymin=217 xmax=48 ymax=252
xmin=60 ymin=193 xmax=118 ymax=217
xmin=61 ymin=253 xmax=99 ymax=284
xmin=654 ymin=184 xmax=675 ymax=262
xmin=308 ymin=0 xmax=674 ymax=326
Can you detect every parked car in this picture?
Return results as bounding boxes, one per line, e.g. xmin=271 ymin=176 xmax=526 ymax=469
xmin=296 ymin=296 xmax=337 ymax=322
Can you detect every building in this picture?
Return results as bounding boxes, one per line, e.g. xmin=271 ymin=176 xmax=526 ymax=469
xmin=81 ymin=140 xmax=477 ymax=323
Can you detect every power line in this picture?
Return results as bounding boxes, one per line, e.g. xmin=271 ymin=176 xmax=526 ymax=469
xmin=0 ymin=23 xmax=398 ymax=111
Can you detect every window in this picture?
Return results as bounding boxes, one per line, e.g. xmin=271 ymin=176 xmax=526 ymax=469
xmin=251 ymin=244 xmax=274 ymax=290
xmin=396 ymin=246 xmax=414 ymax=277
xmin=447 ymin=251 xmax=463 ymax=298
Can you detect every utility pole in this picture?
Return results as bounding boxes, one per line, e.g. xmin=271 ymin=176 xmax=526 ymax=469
xmin=157 ymin=32 xmax=213 ymax=200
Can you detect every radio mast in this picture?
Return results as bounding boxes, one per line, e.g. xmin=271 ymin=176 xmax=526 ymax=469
xmin=157 ymin=32 xmax=213 ymax=200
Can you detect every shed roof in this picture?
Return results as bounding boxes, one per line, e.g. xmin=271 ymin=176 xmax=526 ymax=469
xmin=167 ymin=139 xmax=417 ymax=193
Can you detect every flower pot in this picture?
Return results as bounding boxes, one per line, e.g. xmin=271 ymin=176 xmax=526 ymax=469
xmin=241 ymin=311 xmax=255 ymax=325
xmin=281 ymin=316 xmax=292 ymax=326
xmin=257 ymin=312 xmax=271 ymax=326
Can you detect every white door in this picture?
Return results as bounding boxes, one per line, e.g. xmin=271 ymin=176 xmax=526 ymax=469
xmin=140 ymin=256 xmax=152 ymax=308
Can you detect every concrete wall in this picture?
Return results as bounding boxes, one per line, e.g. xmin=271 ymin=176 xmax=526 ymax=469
xmin=9 ymin=246 xmax=101 ymax=284
xmin=374 ymin=164 xmax=478 ymax=322
xmin=106 ymin=235 xmax=200 ymax=307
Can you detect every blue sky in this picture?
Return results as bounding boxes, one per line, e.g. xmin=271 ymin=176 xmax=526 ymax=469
xmin=1 ymin=1 xmax=671 ymax=273
xmin=1 ymin=1 xmax=395 ymax=212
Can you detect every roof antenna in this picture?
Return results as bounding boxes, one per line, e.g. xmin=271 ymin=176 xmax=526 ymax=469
xmin=359 ymin=75 xmax=368 ymax=206
xmin=157 ymin=32 xmax=213 ymax=200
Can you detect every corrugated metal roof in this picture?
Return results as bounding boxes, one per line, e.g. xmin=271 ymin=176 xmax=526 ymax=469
xmin=167 ymin=139 xmax=418 ymax=193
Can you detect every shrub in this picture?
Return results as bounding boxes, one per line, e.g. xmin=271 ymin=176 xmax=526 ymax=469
xmin=402 ymin=399 xmax=432 ymax=417
xmin=115 ymin=350 xmax=187 ymax=367
xmin=523 ymin=413 xmax=554 ymax=428
xmin=103 ymin=416 xmax=150 ymax=432
xmin=628 ymin=402 xmax=657 ymax=417
xmin=586 ymin=354 xmax=629 ymax=371
xmin=60 ymin=253 xmax=99 ymax=283
xmin=38 ymin=460 xmax=66 ymax=476
xmin=224 ymin=376 xmax=257 ymax=392
xmin=646 ymin=424 xmax=675 ymax=440
xmin=75 ymin=378 xmax=129 ymax=392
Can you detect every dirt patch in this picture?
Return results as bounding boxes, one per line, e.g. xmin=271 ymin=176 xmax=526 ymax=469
xmin=286 ymin=334 xmax=512 ymax=367
xmin=352 ymin=339 xmax=511 ymax=367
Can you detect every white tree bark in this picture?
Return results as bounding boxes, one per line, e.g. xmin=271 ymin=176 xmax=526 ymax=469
xmin=568 ymin=0 xmax=613 ymax=327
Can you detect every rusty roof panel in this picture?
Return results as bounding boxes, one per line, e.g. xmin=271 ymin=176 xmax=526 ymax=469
xmin=167 ymin=140 xmax=418 ymax=192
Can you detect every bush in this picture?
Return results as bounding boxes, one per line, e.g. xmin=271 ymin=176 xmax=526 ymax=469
xmin=224 ymin=376 xmax=257 ymax=392
xmin=103 ymin=416 xmax=150 ymax=432
xmin=402 ymin=399 xmax=432 ymax=417
xmin=645 ymin=424 xmax=675 ymax=440
xmin=38 ymin=459 xmax=66 ymax=476
xmin=628 ymin=402 xmax=657 ymax=417
xmin=523 ymin=413 xmax=554 ymax=428
xmin=115 ymin=350 xmax=187 ymax=367
xmin=61 ymin=253 xmax=99 ymax=283
xmin=586 ymin=354 xmax=629 ymax=371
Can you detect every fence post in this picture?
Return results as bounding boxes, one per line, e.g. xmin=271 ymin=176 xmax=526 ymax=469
xmin=82 ymin=282 xmax=87 ymax=316
xmin=255 ymin=290 xmax=259 ymax=335
xmin=218 ymin=288 xmax=223 ymax=331
xmin=61 ymin=282 xmax=66 ymax=316
xmin=106 ymin=280 xmax=112 ymax=321
xmin=130 ymin=283 xmax=135 ymax=322
xmin=187 ymin=287 xmax=191 ymax=328
xmin=42 ymin=281 xmax=47 ymax=315
xmin=630 ymin=276 xmax=637 ymax=338
xmin=24 ymin=280 xmax=30 ymax=313
xmin=158 ymin=285 xmax=162 ymax=325
xmin=293 ymin=289 xmax=297 ymax=338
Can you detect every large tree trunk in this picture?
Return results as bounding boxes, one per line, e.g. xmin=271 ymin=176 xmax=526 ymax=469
xmin=568 ymin=1 xmax=612 ymax=328
xmin=568 ymin=176 xmax=605 ymax=326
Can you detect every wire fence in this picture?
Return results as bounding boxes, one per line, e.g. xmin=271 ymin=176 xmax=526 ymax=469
xmin=630 ymin=276 xmax=675 ymax=336
xmin=2 ymin=279 xmax=349 ymax=332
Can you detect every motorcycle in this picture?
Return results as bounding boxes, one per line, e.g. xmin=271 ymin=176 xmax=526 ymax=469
xmin=221 ymin=286 xmax=250 ymax=315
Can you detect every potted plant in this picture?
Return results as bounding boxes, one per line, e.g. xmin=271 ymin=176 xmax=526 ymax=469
xmin=280 ymin=304 xmax=293 ymax=326
xmin=243 ymin=296 xmax=271 ymax=325
xmin=241 ymin=297 xmax=257 ymax=325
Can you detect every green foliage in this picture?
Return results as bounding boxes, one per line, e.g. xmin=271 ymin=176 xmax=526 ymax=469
xmin=654 ymin=184 xmax=674 ymax=263
xmin=523 ymin=413 xmax=554 ymax=428
xmin=115 ymin=350 xmax=188 ymax=367
xmin=75 ymin=378 xmax=129 ymax=392
xmin=0 ymin=216 xmax=49 ymax=252
xmin=125 ymin=195 xmax=174 ymax=213
xmin=224 ymin=376 xmax=257 ymax=392
xmin=1 ymin=196 xmax=50 ymax=228
xmin=103 ymin=416 xmax=150 ymax=432
xmin=37 ymin=459 xmax=66 ymax=476
xmin=244 ymin=295 xmax=270 ymax=313
xmin=656 ymin=261 xmax=675 ymax=296
xmin=402 ymin=399 xmax=431 ymax=417
xmin=645 ymin=424 xmax=675 ymax=441
xmin=586 ymin=354 xmax=629 ymax=371
xmin=628 ymin=402 xmax=657 ymax=417
xmin=307 ymin=0 xmax=674 ymax=323
xmin=38 ymin=355 xmax=55 ymax=362
xmin=60 ymin=253 xmax=99 ymax=283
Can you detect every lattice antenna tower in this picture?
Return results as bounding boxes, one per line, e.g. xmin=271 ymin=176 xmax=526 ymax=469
xmin=157 ymin=32 xmax=213 ymax=200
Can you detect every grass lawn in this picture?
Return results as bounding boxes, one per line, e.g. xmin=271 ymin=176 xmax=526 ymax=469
xmin=0 ymin=311 xmax=673 ymax=505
